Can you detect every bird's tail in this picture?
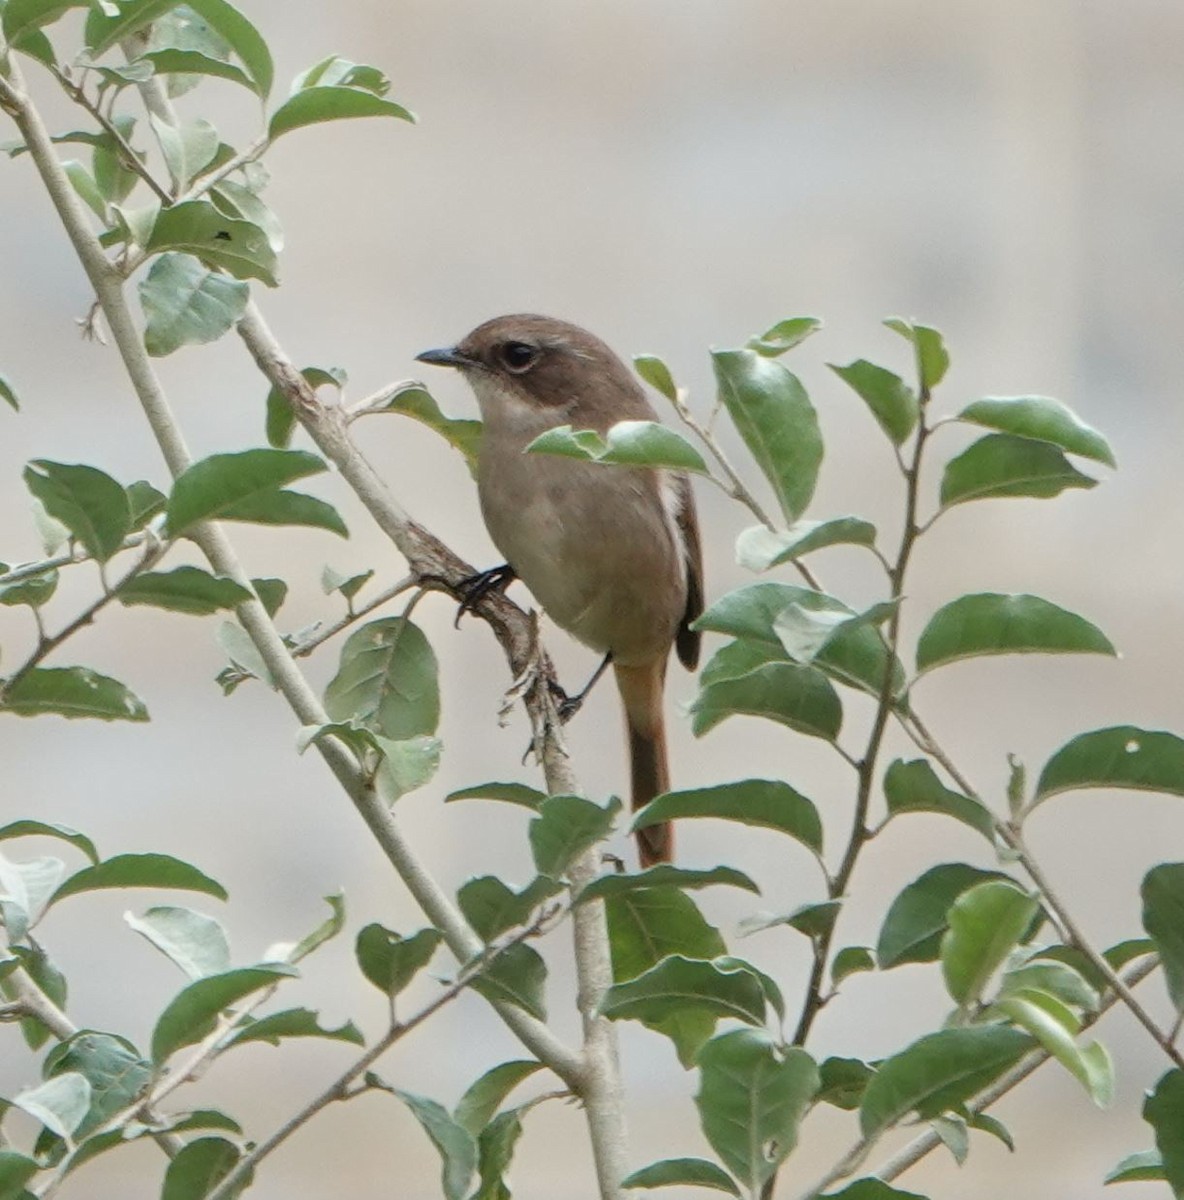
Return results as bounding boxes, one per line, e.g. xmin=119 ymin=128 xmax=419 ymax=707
xmin=614 ymin=658 xmax=672 ymax=866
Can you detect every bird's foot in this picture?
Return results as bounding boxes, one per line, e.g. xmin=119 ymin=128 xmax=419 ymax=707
xmin=453 ymin=563 xmax=516 ymax=628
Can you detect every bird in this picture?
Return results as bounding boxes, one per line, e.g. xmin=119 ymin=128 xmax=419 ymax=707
xmin=417 ymin=314 xmax=703 ymax=865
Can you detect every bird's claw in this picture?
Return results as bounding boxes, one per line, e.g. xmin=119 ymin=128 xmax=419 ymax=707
xmin=453 ymin=563 xmax=517 ymax=628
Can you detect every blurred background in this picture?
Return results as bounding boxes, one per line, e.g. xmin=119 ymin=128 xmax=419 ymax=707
xmin=2 ymin=1 xmax=1183 ymax=1196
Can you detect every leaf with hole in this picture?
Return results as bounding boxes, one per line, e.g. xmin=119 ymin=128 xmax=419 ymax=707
xmin=695 ymin=1029 xmax=819 ymax=1193
xmin=3 ymin=667 xmax=148 ymax=722
xmin=145 ymin=201 xmax=277 ymax=285
xmin=1035 ymin=726 xmax=1184 ymax=803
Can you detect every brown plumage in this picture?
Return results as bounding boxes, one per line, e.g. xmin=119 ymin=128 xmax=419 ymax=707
xmin=417 ymin=315 xmax=703 ymax=865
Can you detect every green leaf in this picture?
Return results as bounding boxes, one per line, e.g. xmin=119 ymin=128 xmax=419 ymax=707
xmin=1105 ymin=1150 xmax=1165 ymax=1185
xmin=1144 ymin=1070 xmax=1184 ymax=1198
xmin=739 ymin=900 xmax=842 ymax=941
xmin=860 ymin=1026 xmax=1032 ymax=1138
xmin=355 ymin=924 xmax=442 ymax=997
xmin=454 ymin=1060 xmax=544 ymax=1135
xmin=151 ymin=965 xmax=297 ymax=1063
xmin=52 ymin=853 xmax=226 ymax=905
xmin=149 ymin=114 xmax=218 ymax=189
xmin=1036 ymin=726 xmax=1184 ymax=803
xmin=828 ymin=360 xmax=918 ymax=445
xmin=823 ymin=1183 xmax=928 ymax=1200
xmin=63 ymin=159 xmax=107 ymax=220
xmin=324 ymin=616 xmax=440 ymax=739
xmin=0 ymin=820 xmax=98 ymax=865
xmin=251 ymin=576 xmax=287 ymax=618
xmin=470 ymin=1106 xmax=526 ymax=1200
xmin=695 ymin=582 xmax=903 ymax=702
xmin=712 ymin=349 xmax=822 ymax=523
xmin=265 ymin=364 xmax=343 ymax=448
xmin=387 ymin=1090 xmax=475 ymax=1200
xmin=124 ymin=905 xmax=231 ymax=979
xmin=145 ymin=200 xmax=277 ymax=285
xmin=883 ymin=759 xmax=995 ymax=841
xmin=600 ymin=955 xmax=767 ymax=1027
xmin=84 ymin=0 xmax=180 ymax=55
xmin=283 ymin=892 xmax=346 ymax=965
xmin=991 ymin=989 xmax=1113 ymax=1105
xmin=691 ymin=661 xmax=842 ymax=742
xmin=23 ymin=460 xmax=130 ymax=562
xmin=166 ymin=448 xmax=329 ymax=536
xmin=916 ymin=592 xmax=1114 ymax=674
xmin=269 ymin=84 xmax=414 ymax=140
xmin=3 ymin=667 xmax=149 ymax=722
xmin=747 ymin=316 xmax=822 ymax=357
xmin=883 ymin=318 xmax=949 ymax=392
xmin=141 ymin=46 xmax=253 ymax=90
xmin=212 ymin=486 xmax=346 ymax=536
xmin=322 ymin=565 xmax=373 ymax=602
xmin=368 ymin=384 xmax=481 ymax=473
xmin=185 ymin=0 xmax=273 ymax=97
xmin=967 ymin=1110 xmax=1014 ymax=1152
xmin=373 ymin=734 xmax=441 ymax=804
xmin=457 ymin=876 xmax=559 ymax=943
xmin=939 ymin=433 xmax=1097 ymax=508
xmin=735 ymin=517 xmax=877 ymax=572
xmin=225 ymin=1007 xmax=363 ymax=1049
xmin=1000 ymin=958 xmax=1099 ymax=1013
xmin=119 ymin=566 xmax=251 ymax=615
xmin=633 ymin=354 xmax=679 ymax=402
xmin=445 ymin=781 xmax=546 ymax=810
xmin=623 ymin=1157 xmax=741 ymax=1195
xmin=529 ymin=794 xmax=620 ymax=878
xmin=958 ymin=396 xmax=1115 ymax=467
xmin=11 ymin=1073 xmax=90 ymax=1140
xmin=940 ymin=880 xmax=1039 ymax=1005
xmin=634 ymin=780 xmax=822 ymax=856
xmin=0 ymin=1151 xmax=38 ymax=1197
xmin=469 ymin=943 xmax=548 ymax=1022
xmin=606 ymin=887 xmax=724 ymax=1066
xmin=817 ymin=1057 xmax=875 ymax=1111
xmin=126 ymin=479 xmax=166 ymax=528
xmin=0 ymin=853 xmax=64 ymax=938
xmin=577 ymin=864 xmax=760 ymax=905
xmin=831 ymin=946 xmax=876 ymax=987
xmin=930 ymin=1114 xmax=969 ymax=1165
xmin=1142 ymin=865 xmax=1184 ymax=1014
xmin=877 ymin=863 xmax=1011 ymax=968
xmin=1 ymin=943 xmax=66 ymax=1051
xmin=529 ymin=420 xmax=709 ymax=474
xmin=2 ymin=0 xmax=85 ymax=45
xmin=139 ymin=251 xmax=249 ymax=357
xmin=42 ymin=1031 xmax=151 ymax=1138
xmin=161 ymin=1136 xmax=249 ymax=1200
xmin=695 ymin=1029 xmax=819 ymax=1193
xmin=0 ymin=373 xmax=20 ymax=412
xmin=211 ymin=180 xmax=282 ymax=253
xmin=0 ymin=567 xmax=58 ymax=609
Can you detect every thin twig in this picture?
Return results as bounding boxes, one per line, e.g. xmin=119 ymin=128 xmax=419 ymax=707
xmin=1 ymin=538 xmax=166 ymax=697
xmin=47 ymin=64 xmax=171 ymax=203
xmin=291 ymin=574 xmax=417 ymax=659
xmin=0 ymin=530 xmax=150 ymax=586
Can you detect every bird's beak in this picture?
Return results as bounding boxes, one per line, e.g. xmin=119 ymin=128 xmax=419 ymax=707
xmin=415 ymin=345 xmax=474 ymax=369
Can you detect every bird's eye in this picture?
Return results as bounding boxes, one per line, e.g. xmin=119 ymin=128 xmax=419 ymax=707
xmin=499 ymin=341 xmax=539 ymax=373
